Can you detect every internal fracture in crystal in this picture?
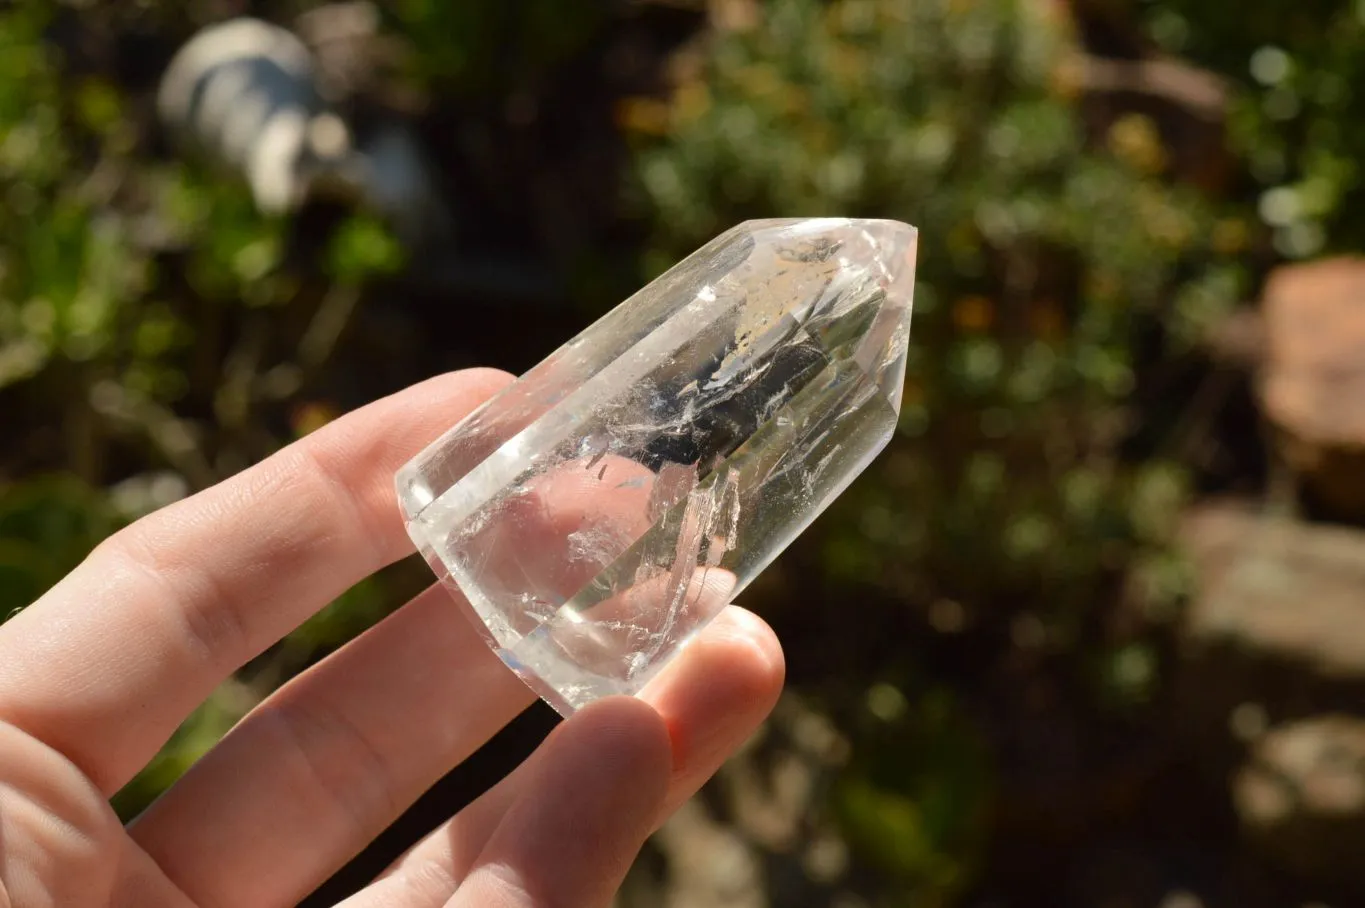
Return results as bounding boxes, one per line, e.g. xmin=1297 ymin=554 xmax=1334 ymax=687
xmin=396 ymin=218 xmax=917 ymax=715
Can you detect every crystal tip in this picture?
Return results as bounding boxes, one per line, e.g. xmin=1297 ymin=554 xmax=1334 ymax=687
xmin=740 ymin=218 xmax=916 ymax=413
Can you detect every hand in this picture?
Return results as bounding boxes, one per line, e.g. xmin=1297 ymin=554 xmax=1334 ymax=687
xmin=0 ymin=369 xmax=785 ymax=908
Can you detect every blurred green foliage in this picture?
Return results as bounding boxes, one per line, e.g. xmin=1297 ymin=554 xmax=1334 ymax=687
xmin=390 ymin=0 xmax=609 ymax=95
xmin=635 ymin=0 xmax=1229 ymax=650
xmin=0 ymin=475 xmax=118 ymax=616
xmin=1144 ymin=0 xmax=1365 ymax=258
xmin=835 ymin=683 xmax=993 ymax=906
xmin=0 ymin=0 xmax=1349 ymax=903
xmin=629 ymin=1 xmax=1242 ymax=897
xmin=0 ymin=7 xmax=142 ymax=391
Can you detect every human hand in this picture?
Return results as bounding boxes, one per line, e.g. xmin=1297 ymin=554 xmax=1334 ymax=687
xmin=0 ymin=369 xmax=785 ymax=908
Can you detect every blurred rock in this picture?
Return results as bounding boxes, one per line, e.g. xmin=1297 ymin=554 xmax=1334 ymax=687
xmin=1260 ymin=258 xmax=1365 ymax=518
xmin=636 ymin=799 xmax=765 ymax=908
xmin=621 ymin=696 xmax=852 ymax=908
xmin=1176 ymin=503 xmax=1365 ymax=768
xmin=1235 ymin=715 xmax=1365 ymax=889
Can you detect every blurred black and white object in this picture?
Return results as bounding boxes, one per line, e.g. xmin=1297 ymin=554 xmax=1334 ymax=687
xmin=157 ymin=8 xmax=449 ymax=249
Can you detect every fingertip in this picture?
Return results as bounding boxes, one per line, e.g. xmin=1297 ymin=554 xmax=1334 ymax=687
xmin=642 ymin=606 xmax=785 ymax=784
xmin=452 ymin=697 xmax=672 ymax=907
xmin=708 ymin=606 xmax=787 ymax=689
xmin=561 ymin=696 xmax=674 ymax=797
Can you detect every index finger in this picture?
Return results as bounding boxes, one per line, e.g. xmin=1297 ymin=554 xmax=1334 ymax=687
xmin=0 ymin=368 xmax=512 ymax=794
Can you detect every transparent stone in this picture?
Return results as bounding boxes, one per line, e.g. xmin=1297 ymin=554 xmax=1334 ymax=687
xmin=396 ymin=218 xmax=916 ymax=715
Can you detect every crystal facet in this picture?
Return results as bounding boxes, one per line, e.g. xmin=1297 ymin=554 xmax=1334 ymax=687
xmin=396 ymin=218 xmax=916 ymax=715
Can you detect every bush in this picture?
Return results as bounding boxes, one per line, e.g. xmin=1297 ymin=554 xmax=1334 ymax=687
xmin=627 ymin=1 xmax=1245 ymax=898
xmin=636 ymin=0 xmax=1236 ymax=642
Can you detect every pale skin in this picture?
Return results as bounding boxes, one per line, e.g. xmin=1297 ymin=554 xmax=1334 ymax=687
xmin=0 ymin=369 xmax=785 ymax=908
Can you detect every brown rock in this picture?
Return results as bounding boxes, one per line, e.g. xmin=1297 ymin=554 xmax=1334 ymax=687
xmin=1183 ymin=503 xmax=1365 ymax=679
xmin=1181 ymin=504 xmax=1365 ymax=888
xmin=1261 ymin=257 xmax=1365 ymax=518
xmin=1175 ymin=503 xmax=1365 ymax=771
xmin=1234 ymin=715 xmax=1365 ymax=888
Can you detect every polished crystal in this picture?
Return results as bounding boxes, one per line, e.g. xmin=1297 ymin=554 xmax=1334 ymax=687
xmin=396 ymin=218 xmax=916 ymax=715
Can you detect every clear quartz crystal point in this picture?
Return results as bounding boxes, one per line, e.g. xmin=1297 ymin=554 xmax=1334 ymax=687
xmin=396 ymin=218 xmax=916 ymax=715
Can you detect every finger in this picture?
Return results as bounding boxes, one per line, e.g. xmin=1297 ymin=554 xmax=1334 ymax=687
xmin=449 ymin=696 xmax=671 ymax=908
xmin=640 ymin=605 xmax=785 ymax=820
xmin=343 ymin=606 xmax=784 ymax=908
xmin=0 ymin=368 xmax=513 ymax=793
xmin=128 ymin=455 xmax=668 ymax=908
xmin=128 ymin=584 xmax=535 ymax=908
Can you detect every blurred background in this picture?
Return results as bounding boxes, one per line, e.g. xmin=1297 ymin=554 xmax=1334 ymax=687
xmin=4 ymin=0 xmax=1365 ymax=905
